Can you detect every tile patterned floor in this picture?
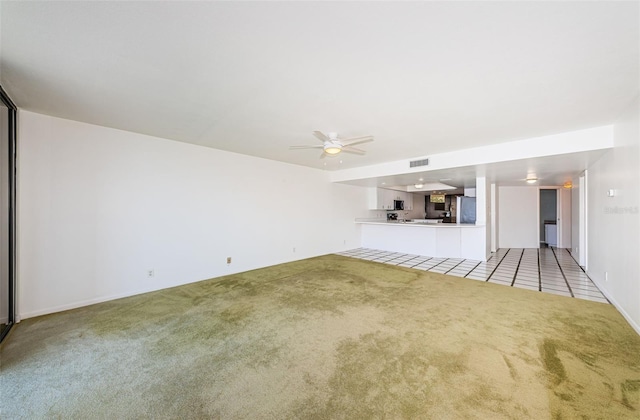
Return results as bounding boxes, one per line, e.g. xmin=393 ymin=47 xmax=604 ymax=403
xmin=336 ymin=247 xmax=608 ymax=304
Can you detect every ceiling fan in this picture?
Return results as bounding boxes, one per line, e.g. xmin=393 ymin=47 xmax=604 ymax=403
xmin=289 ymin=131 xmax=374 ymax=158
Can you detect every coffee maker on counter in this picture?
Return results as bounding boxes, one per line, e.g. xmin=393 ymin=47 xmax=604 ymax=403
xmin=387 ymin=212 xmax=398 ymax=221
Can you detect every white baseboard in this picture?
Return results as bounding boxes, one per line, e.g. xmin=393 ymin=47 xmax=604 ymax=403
xmin=591 ymin=278 xmax=640 ymax=336
xmin=19 ymin=288 xmax=155 ymax=320
xmin=17 ymin=271 xmax=236 ymax=320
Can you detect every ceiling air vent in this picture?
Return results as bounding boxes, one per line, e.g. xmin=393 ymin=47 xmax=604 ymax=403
xmin=409 ymin=158 xmax=429 ymax=168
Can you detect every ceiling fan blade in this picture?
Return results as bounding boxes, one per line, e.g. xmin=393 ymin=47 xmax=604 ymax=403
xmin=312 ymin=130 xmax=329 ymax=143
xmin=341 ymin=136 xmax=374 ymax=146
xmin=289 ymin=145 xmax=324 ymax=150
xmin=342 ymin=146 xmax=366 ymax=155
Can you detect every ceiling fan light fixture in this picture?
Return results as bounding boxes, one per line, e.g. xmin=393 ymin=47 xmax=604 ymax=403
xmin=414 ymin=183 xmax=424 ymax=189
xmin=324 ymin=145 xmax=342 ymax=155
xmin=291 ymin=131 xmax=373 ymax=159
xmin=526 ymin=177 xmax=538 ymax=184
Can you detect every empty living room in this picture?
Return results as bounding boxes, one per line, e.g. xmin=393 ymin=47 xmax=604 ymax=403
xmin=1 ymin=1 xmax=639 ymax=418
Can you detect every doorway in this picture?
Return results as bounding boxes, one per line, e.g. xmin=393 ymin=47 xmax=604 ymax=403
xmin=0 ymin=85 xmax=17 ymax=343
xmin=540 ymin=189 xmax=557 ymax=247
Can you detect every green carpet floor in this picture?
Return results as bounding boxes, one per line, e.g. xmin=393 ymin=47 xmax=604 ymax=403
xmin=1 ymin=254 xmax=639 ymax=419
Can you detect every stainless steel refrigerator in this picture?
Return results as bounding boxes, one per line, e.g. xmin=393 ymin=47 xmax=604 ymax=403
xmin=456 ymin=196 xmax=476 ymax=224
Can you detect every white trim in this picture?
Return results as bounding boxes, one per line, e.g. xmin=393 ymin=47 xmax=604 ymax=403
xmin=490 ymin=183 xmax=498 ymax=252
xmin=536 ymin=188 xmax=540 ymax=247
xmin=537 ymin=186 xmax=565 ymax=248
xmin=592 ymin=278 xmax=640 ymax=336
xmin=19 ymin=289 xmax=151 ymax=319
xmin=18 ymin=278 xmax=199 ymax=320
xmin=557 ymin=188 xmax=563 ymax=248
xmin=583 ymin=170 xmax=588 ymax=270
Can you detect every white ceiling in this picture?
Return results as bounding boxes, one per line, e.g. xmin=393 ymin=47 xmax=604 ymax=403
xmin=1 ymin=1 xmax=638 ymax=184
xmin=337 ymin=148 xmax=610 ymax=192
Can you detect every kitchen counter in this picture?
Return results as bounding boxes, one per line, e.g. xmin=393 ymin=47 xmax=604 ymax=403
xmin=356 ymin=220 xmax=478 ymax=227
xmin=356 ymin=220 xmax=487 ymax=261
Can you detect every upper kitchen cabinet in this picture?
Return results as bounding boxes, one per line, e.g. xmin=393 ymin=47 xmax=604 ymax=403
xmin=367 ymin=188 xmax=413 ymax=210
xmin=404 ymin=193 xmax=414 ymax=211
xmin=368 ymin=188 xmax=394 ymax=210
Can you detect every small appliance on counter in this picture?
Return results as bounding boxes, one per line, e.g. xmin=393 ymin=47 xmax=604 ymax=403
xmin=387 ymin=212 xmax=398 ymax=221
xmin=394 ymin=200 xmax=404 ymax=210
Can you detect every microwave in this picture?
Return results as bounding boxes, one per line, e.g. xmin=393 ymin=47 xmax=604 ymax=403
xmin=394 ymin=200 xmax=404 ymax=210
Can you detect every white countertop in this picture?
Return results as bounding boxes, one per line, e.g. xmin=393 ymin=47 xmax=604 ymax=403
xmin=355 ymin=220 xmax=480 ymax=228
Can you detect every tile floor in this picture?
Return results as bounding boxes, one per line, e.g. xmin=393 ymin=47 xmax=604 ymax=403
xmin=336 ymin=247 xmax=608 ymax=303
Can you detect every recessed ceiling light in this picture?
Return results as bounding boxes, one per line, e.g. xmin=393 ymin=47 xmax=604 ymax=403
xmin=526 ymin=177 xmax=538 ymax=184
xmin=414 ymin=183 xmax=424 ymax=189
xmin=418 ymin=178 xmax=424 ymax=182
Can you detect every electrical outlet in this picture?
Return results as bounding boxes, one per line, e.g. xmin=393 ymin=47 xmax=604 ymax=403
xmin=226 ymin=257 xmax=232 ymax=264
xmin=343 ymin=239 xmax=346 ymax=245
xmin=293 ymin=247 xmax=296 ymax=253
xmin=147 ymin=269 xmax=154 ymax=278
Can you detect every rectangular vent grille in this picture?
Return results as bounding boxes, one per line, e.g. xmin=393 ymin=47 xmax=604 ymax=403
xmin=409 ymin=158 xmax=429 ymax=168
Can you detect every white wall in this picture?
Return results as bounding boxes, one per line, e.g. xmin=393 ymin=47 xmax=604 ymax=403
xmin=498 ymin=186 xmax=539 ymax=248
xmin=586 ymin=96 xmax=640 ymax=334
xmin=571 ymin=174 xmax=587 ymax=266
xmin=474 ymin=177 xmax=491 ymax=259
xmin=571 ymin=175 xmax=581 ymax=262
xmin=17 ymin=111 xmax=370 ymax=319
xmin=490 ymin=183 xmax=499 ymax=252
xmin=559 ymin=187 xmax=571 ymax=249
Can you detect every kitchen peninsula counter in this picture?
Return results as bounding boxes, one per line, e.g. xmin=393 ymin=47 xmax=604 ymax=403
xmin=356 ymin=220 xmax=479 ymax=227
xmin=355 ymin=220 xmax=488 ymax=261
